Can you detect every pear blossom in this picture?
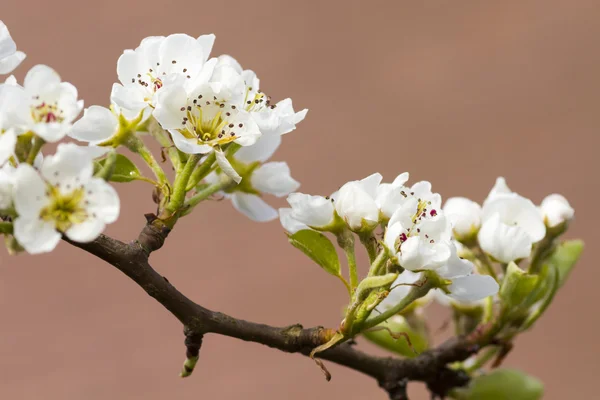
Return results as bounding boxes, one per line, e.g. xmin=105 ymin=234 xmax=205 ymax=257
xmin=280 ymin=193 xmax=335 ymax=233
xmin=375 ymin=172 xmax=410 ymax=219
xmin=334 ymin=173 xmax=382 ymax=231
xmin=540 ymin=194 xmax=574 ymax=228
xmin=443 ymin=197 xmax=482 ymax=239
xmin=111 ymin=33 xmax=215 ymax=118
xmin=0 ymin=65 xmax=83 ymax=142
xmin=153 ymin=59 xmax=261 ymax=183
xmin=69 ymin=104 xmax=145 ymax=147
xmin=0 ymin=163 xmax=15 ymax=210
xmin=216 ymin=55 xmax=308 ymax=136
xmin=435 ymin=244 xmax=499 ymax=302
xmin=206 ymin=136 xmax=300 ymax=222
xmin=0 ymin=128 xmax=16 ymax=166
xmin=0 ymin=21 xmax=26 ymax=74
xmin=478 ymin=178 xmax=546 ymax=263
xmin=12 ymin=143 xmax=119 ymax=254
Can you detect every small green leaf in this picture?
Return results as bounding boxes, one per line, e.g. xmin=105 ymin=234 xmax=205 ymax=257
xmin=454 ymin=369 xmax=543 ymax=400
xmin=363 ymin=315 xmax=429 ymax=357
xmin=500 ymin=262 xmax=539 ymax=311
xmin=546 ymin=239 xmax=584 ymax=287
xmin=288 ymin=230 xmax=341 ymax=277
xmin=355 ymin=273 xmax=398 ymax=300
xmin=97 ymin=154 xmax=141 ymax=182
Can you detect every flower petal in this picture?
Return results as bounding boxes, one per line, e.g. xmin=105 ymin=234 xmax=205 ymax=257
xmin=448 ymin=274 xmax=499 ymax=303
xmin=13 ymin=217 xmax=61 ymax=254
xmin=153 ymin=85 xmax=188 ymax=130
xmin=478 ymin=213 xmax=532 ymax=263
xmin=69 ymin=106 xmax=119 ymax=144
xmin=251 ymin=161 xmax=300 ymax=197
xmin=84 ymin=177 xmax=120 ymax=224
xmin=235 ymin=135 xmax=281 ymax=164
xmin=278 ymin=208 xmax=309 ymax=233
xmin=41 ymin=143 xmax=94 ymax=186
xmin=231 ymin=193 xmax=278 ymax=222
xmin=215 ymin=148 xmax=242 ymax=183
xmin=65 ymin=218 xmax=106 ymax=243
xmin=0 ymin=51 xmax=25 ymax=74
xmin=0 ymin=128 xmax=16 ymax=165
xmin=13 ymin=164 xmax=48 ymax=218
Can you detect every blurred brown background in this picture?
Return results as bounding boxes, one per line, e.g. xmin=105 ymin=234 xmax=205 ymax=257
xmin=1 ymin=0 xmax=598 ymax=399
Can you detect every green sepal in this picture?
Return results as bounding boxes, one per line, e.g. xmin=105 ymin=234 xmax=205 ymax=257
xmin=355 ymin=273 xmax=398 ymax=301
xmin=500 ymin=262 xmax=539 ymax=317
xmin=95 ymin=154 xmax=142 ymax=183
xmin=453 ymin=369 xmax=543 ymax=400
xmin=545 ymin=239 xmax=583 ymax=287
xmin=288 ymin=230 xmax=341 ymax=278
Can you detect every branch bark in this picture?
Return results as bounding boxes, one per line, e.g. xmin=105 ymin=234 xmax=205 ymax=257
xmin=66 ymin=217 xmax=478 ymax=398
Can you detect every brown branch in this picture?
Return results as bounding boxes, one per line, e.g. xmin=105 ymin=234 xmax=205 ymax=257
xmin=66 ymin=217 xmax=478 ymax=399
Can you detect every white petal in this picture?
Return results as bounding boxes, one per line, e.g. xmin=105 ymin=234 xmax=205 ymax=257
xmin=84 ymin=178 xmax=120 ymax=224
xmin=217 ymin=55 xmax=243 ymax=73
xmin=287 ymin=193 xmax=334 ymax=228
xmin=483 ymin=177 xmax=512 ymax=205
xmin=13 ymin=164 xmax=48 ymax=218
xmin=279 ymin=208 xmax=309 ymax=233
xmin=335 ymin=181 xmax=379 ymax=230
xmin=400 ymin=237 xmax=451 ymax=271
xmin=436 ymin=243 xmax=474 ymax=279
xmin=358 ymin=173 xmax=383 ymax=198
xmin=158 ymin=34 xmax=206 ymax=77
xmin=13 ymin=217 xmax=61 ymax=254
xmin=0 ymin=51 xmax=25 ymax=74
xmin=235 ymin=135 xmax=281 ymax=164
xmin=169 ymin=129 xmax=212 ymax=155
xmin=110 ymin=83 xmax=147 ymax=116
xmin=69 ymin=106 xmax=119 ymax=144
xmin=197 ymin=34 xmax=216 ymax=63
xmin=232 ymin=111 xmax=261 ymax=147
xmin=251 ymin=162 xmax=299 ymax=197
xmin=215 ymin=148 xmax=241 ymax=183
xmin=117 ymin=49 xmax=150 ymax=89
xmin=32 ymin=122 xmax=70 ymax=143
xmin=65 ymin=218 xmax=106 ymax=243
xmin=478 ymin=213 xmax=532 ymax=263
xmin=0 ymin=128 xmax=16 ymax=165
xmin=383 ymin=221 xmax=405 ymax=257
xmin=482 ymin=194 xmax=546 ymax=242
xmin=376 ymin=271 xmax=423 ymax=312
xmin=231 ymin=193 xmax=278 ymax=222
xmin=392 ymin=172 xmax=409 ymax=186
xmin=24 ymin=64 xmax=61 ymax=94
xmin=153 ymin=85 xmax=188 ymax=130
xmin=540 ymin=194 xmax=574 ymax=227
xmin=0 ymin=22 xmax=17 ymax=60
xmin=443 ymin=197 xmax=482 ymax=237
xmin=448 ymin=275 xmax=499 ymax=303
xmin=41 ymin=143 xmax=94 ymax=186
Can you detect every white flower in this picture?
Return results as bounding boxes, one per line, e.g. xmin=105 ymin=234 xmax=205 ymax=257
xmin=0 ymin=128 xmax=16 ymax=166
xmin=477 ymin=177 xmax=546 ymax=263
xmin=154 ymin=59 xmax=261 ymax=183
xmin=0 ymin=21 xmax=26 ymax=74
xmin=12 ymin=143 xmax=120 ymax=254
xmin=112 ymin=33 xmax=215 ymax=118
xmin=383 ymin=183 xmax=450 ymax=271
xmin=435 ymin=244 xmax=499 ymax=302
xmin=0 ymin=163 xmax=15 ymax=210
xmin=443 ymin=197 xmax=482 ymax=238
xmin=280 ymin=193 xmax=335 ymax=232
xmin=207 ymin=136 xmax=300 ymax=222
xmin=375 ymin=172 xmax=410 ymax=219
xmin=216 ymin=55 xmax=307 ymax=136
xmin=0 ymin=65 xmax=83 ymax=142
xmin=540 ymin=194 xmax=574 ymax=228
xmin=478 ymin=213 xmax=532 ymax=263
xmin=334 ymin=173 xmax=382 ymax=231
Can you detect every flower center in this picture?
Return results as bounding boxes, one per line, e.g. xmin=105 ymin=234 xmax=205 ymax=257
xmin=178 ymin=97 xmax=245 ymax=147
xmin=40 ymin=185 xmax=87 ymax=232
xmin=31 ymin=101 xmax=65 ymax=124
xmin=243 ymin=87 xmax=274 ymax=112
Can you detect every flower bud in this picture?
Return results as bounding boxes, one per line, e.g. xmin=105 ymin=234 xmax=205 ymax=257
xmin=540 ymin=194 xmax=574 ymax=228
xmin=443 ymin=197 xmax=481 ymax=241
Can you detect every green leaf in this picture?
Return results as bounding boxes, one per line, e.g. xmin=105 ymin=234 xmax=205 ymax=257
xmin=546 ymin=239 xmax=584 ymax=287
xmin=500 ymin=262 xmax=539 ymax=311
xmin=355 ymin=273 xmax=398 ymax=300
xmin=288 ymin=230 xmax=341 ymax=277
xmin=97 ymin=154 xmax=141 ymax=183
xmin=363 ymin=315 xmax=429 ymax=357
xmin=454 ymin=369 xmax=543 ymax=400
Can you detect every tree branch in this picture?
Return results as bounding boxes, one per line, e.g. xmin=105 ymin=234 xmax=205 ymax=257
xmin=65 ymin=217 xmax=478 ymax=398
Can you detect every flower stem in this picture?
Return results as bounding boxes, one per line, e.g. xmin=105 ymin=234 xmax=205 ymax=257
xmin=473 ymin=244 xmax=498 ymax=281
xmin=130 ymin=140 xmax=169 ymax=186
xmin=359 ymin=232 xmax=378 ymax=264
xmin=26 ymin=136 xmax=45 ymax=165
xmin=367 ymin=250 xmax=389 ymax=277
xmin=337 ymin=230 xmax=358 ymax=292
xmin=464 ymin=346 xmax=499 ymax=373
xmin=183 ymin=176 xmax=235 ymax=213
xmin=165 ymin=154 xmax=201 ymax=217
xmin=186 ymin=152 xmax=216 ymax=191
xmin=148 ymin=118 xmax=182 ymax=170
xmin=363 ymin=274 xmax=434 ymax=330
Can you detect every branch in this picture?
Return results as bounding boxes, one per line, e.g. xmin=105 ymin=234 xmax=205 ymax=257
xmin=66 ymin=216 xmax=478 ymax=398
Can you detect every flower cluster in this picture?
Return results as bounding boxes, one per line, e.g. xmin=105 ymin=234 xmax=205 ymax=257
xmin=0 ymin=22 xmax=307 ymax=253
